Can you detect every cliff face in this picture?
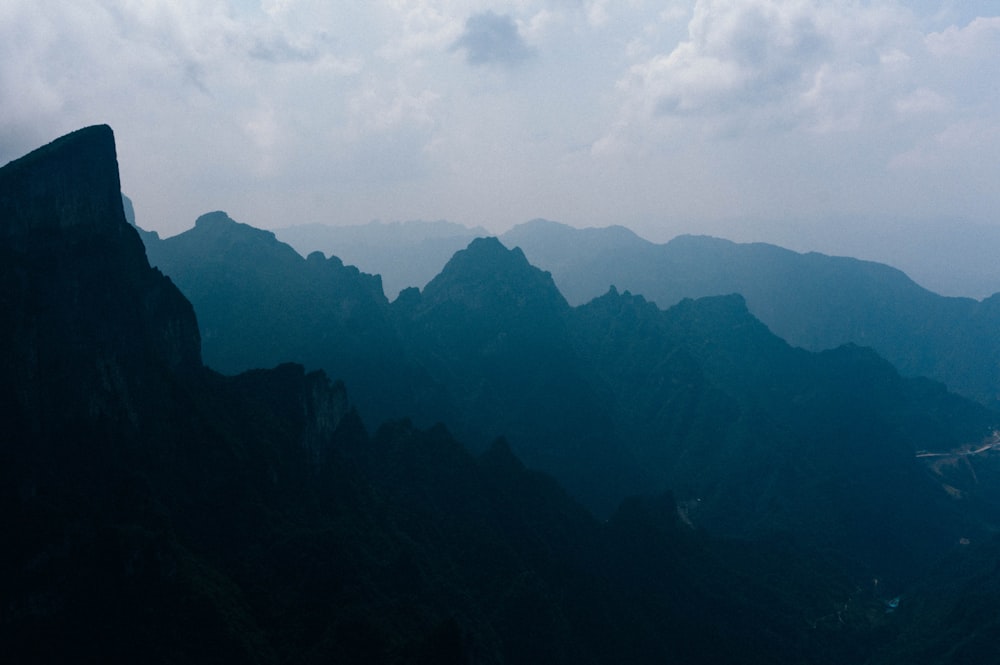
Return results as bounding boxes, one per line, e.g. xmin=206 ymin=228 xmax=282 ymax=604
xmin=0 ymin=125 xmax=125 ymax=239
xmin=0 ymin=124 xmax=201 ymax=441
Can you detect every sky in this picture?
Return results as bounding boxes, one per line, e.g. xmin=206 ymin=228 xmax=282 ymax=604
xmin=1 ymin=0 xmax=999 ymax=247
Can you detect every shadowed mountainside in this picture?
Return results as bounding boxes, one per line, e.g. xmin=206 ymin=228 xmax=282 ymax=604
xmin=502 ymin=219 xmax=1000 ymax=410
xmin=140 ymin=211 xmax=1000 ymax=583
xmin=142 ymin=211 xmax=431 ymax=429
xmin=271 ymin=218 xmax=1000 ymax=410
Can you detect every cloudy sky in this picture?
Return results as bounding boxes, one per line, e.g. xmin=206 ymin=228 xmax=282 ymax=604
xmin=2 ymin=0 xmax=998 ymax=246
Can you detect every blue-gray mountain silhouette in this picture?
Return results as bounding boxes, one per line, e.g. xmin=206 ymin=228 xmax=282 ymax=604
xmin=8 ymin=125 xmax=1000 ymax=664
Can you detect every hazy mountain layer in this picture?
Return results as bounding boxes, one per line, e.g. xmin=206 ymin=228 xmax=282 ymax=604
xmin=142 ymin=212 xmax=431 ymax=429
xmin=140 ymin=210 xmax=1000 ymax=583
xmin=273 ymin=218 xmax=1000 ymax=410
xmin=275 ymin=220 xmax=488 ymax=300
xmin=503 ymin=219 xmax=1000 ymax=410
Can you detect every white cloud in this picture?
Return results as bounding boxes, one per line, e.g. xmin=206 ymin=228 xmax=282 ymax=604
xmin=585 ymin=0 xmax=610 ymax=28
xmin=602 ymin=0 xmax=921 ymax=142
xmin=926 ymin=16 xmax=1000 ymax=57
xmin=347 ymin=79 xmax=440 ymax=135
xmin=3 ymin=1 xmax=999 ymax=242
xmin=894 ymin=87 xmax=951 ymax=115
xmin=890 ymin=119 xmax=1000 ymax=170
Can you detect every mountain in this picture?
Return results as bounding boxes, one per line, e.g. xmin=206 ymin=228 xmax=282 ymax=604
xmin=572 ymin=288 xmax=1000 ymax=575
xmin=273 ymin=217 xmax=1000 ymax=411
xmin=3 ymin=125 xmax=922 ymax=665
xmin=504 ymin=219 xmax=1000 ymax=410
xmin=759 ymin=215 xmax=1000 ymax=299
xmin=141 ymin=204 xmax=1000 ymax=582
xmin=141 ymin=212 xmax=425 ymax=428
xmin=499 ymin=218 xmax=656 ymax=302
xmin=274 ymin=219 xmax=488 ymax=300
xmin=11 ymin=125 xmax=1000 ymax=664
xmin=393 ymin=238 xmax=637 ymax=511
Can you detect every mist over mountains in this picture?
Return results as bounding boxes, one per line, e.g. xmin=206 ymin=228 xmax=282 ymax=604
xmin=7 ymin=126 xmax=1000 ymax=663
xmin=274 ymin=217 xmax=1000 ymax=413
xmin=140 ymin=193 xmax=1000 ymax=576
xmin=276 ymin=220 xmax=488 ymax=301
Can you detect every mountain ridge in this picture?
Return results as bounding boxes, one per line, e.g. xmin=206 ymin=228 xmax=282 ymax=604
xmin=135 ymin=206 xmax=1000 ymax=583
xmin=5 ymin=124 xmax=929 ymax=664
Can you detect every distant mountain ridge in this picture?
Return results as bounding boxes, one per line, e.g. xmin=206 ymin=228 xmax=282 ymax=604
xmin=140 ymin=209 xmax=1000 ymax=583
xmin=503 ymin=220 xmax=1000 ymax=410
xmin=275 ymin=219 xmax=488 ymax=299
xmin=256 ymin=217 xmax=1000 ymax=410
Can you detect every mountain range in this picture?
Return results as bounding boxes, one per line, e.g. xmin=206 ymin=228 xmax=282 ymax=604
xmin=140 ymin=200 xmax=1000 ymax=586
xmin=7 ymin=125 xmax=1000 ymax=663
xmin=275 ymin=220 xmax=488 ymax=300
xmin=277 ymin=217 xmax=1000 ymax=412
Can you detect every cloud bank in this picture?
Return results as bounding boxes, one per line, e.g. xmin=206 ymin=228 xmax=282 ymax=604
xmin=0 ymin=1 xmax=997 ymax=244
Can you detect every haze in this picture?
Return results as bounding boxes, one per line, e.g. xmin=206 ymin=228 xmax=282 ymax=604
xmin=2 ymin=1 xmax=998 ymax=262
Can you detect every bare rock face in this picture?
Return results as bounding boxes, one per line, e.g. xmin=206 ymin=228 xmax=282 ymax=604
xmin=0 ymin=124 xmax=201 ymax=440
xmin=0 ymin=125 xmax=126 ymax=240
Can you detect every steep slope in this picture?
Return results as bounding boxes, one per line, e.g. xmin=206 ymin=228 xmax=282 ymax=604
xmin=500 ymin=218 xmax=659 ymax=304
xmin=571 ymin=288 xmax=998 ymax=577
xmin=141 ymin=212 xmax=422 ymax=428
xmin=394 ymin=237 xmax=638 ymax=511
xmin=0 ymin=125 xmax=202 ymax=442
xmin=506 ymin=220 xmax=1000 ymax=409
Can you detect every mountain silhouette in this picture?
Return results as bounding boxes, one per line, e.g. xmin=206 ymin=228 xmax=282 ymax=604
xmin=275 ymin=219 xmax=488 ymax=300
xmin=141 ymin=208 xmax=1000 ymax=581
xmin=8 ymin=125 xmax=1000 ymax=664
xmin=5 ymin=124 xmax=927 ymax=664
xmin=504 ymin=219 xmax=1000 ymax=410
xmin=142 ymin=211 xmax=424 ymax=428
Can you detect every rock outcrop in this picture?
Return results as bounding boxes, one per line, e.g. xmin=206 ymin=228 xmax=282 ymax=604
xmin=0 ymin=125 xmax=201 ymax=442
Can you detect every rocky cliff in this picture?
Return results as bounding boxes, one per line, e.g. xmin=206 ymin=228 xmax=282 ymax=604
xmin=0 ymin=125 xmax=201 ymax=444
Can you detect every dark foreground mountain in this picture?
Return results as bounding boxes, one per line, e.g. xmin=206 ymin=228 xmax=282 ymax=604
xmin=503 ymin=219 xmax=1000 ymax=411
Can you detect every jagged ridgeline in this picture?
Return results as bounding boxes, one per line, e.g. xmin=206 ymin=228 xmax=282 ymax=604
xmin=501 ymin=219 xmax=1000 ymax=411
xmin=5 ymin=126 xmax=1000 ymax=664
xmin=143 ymin=191 xmax=999 ymax=578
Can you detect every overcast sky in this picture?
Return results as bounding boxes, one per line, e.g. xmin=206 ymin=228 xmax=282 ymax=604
xmin=2 ymin=1 xmax=998 ymax=244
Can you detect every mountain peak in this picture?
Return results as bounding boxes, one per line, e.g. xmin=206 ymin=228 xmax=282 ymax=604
xmin=0 ymin=124 xmax=125 ymax=242
xmin=195 ymin=210 xmax=238 ymax=229
xmin=151 ymin=210 xmax=295 ymax=265
xmin=432 ymin=236 xmax=540 ymax=285
xmin=2 ymin=127 xmax=202 ymax=436
xmin=422 ymin=236 xmax=568 ymax=312
xmin=191 ymin=210 xmax=278 ymax=243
